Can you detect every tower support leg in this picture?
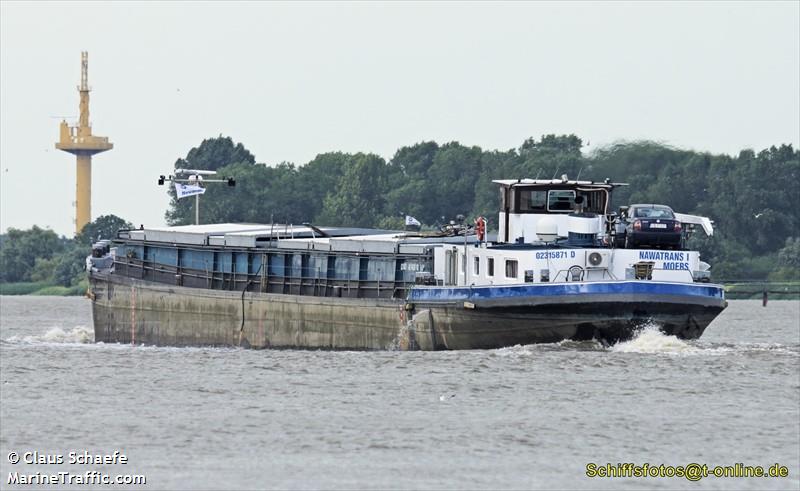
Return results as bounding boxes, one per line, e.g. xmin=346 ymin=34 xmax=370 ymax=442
xmin=76 ymin=153 xmax=92 ymax=235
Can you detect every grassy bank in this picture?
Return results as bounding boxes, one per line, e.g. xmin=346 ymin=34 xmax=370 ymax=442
xmin=0 ymin=280 xmax=88 ymax=296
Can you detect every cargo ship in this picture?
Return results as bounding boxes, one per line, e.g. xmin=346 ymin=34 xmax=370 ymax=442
xmin=87 ymin=177 xmax=726 ymax=350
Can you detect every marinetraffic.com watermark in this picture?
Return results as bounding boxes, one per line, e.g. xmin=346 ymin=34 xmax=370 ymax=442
xmin=586 ymin=462 xmax=790 ymax=482
xmin=6 ymin=450 xmax=146 ymax=486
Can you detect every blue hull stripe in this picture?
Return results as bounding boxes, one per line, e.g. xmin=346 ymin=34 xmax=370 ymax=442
xmin=408 ymin=281 xmax=725 ymax=303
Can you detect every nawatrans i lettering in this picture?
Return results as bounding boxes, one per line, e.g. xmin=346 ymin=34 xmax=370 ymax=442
xmin=638 ymin=250 xmax=691 ymax=270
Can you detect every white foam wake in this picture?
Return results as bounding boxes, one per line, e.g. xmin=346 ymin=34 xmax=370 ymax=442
xmin=5 ymin=326 xmax=93 ymax=344
xmin=611 ymin=324 xmax=696 ymax=355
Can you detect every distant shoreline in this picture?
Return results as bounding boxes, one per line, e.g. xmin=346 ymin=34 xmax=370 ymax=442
xmin=0 ymin=281 xmax=88 ymax=297
xmin=722 ymin=281 xmax=800 ymax=300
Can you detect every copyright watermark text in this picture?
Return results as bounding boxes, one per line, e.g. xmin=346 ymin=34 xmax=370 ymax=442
xmin=586 ymin=462 xmax=789 ymax=481
xmin=6 ymin=450 xmax=145 ymax=486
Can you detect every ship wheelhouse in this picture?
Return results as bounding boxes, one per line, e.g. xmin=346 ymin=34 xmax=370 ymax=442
xmin=495 ymin=177 xmax=622 ymax=244
xmin=427 ymin=177 xmax=715 ymax=288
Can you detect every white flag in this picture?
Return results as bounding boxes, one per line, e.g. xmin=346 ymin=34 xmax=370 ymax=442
xmin=175 ymin=182 xmax=206 ymax=199
xmin=405 ymin=215 xmax=421 ymax=227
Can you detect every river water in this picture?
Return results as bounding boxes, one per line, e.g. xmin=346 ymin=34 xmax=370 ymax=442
xmin=0 ymin=296 xmax=798 ymax=490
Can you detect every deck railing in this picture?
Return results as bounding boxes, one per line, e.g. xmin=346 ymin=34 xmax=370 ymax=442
xmin=114 ymin=256 xmax=419 ymax=300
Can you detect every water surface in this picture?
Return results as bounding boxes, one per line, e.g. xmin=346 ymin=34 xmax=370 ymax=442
xmin=1 ymin=297 xmax=798 ymax=490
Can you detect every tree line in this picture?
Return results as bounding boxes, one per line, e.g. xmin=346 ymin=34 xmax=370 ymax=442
xmin=0 ymin=215 xmax=130 ymax=293
xmin=164 ymin=135 xmax=799 ymax=280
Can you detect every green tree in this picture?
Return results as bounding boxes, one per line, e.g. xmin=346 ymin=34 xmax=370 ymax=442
xmin=174 ymin=135 xmax=255 ymax=172
xmin=427 ymin=142 xmax=483 ymax=223
xmin=587 ymin=141 xmax=689 ymax=208
xmin=471 ymin=149 xmax=520 ymax=227
xmin=383 ymin=141 xmax=483 ymax=225
xmin=317 ymin=153 xmax=389 ymax=227
xmin=383 ymin=142 xmax=440 ymax=224
xmin=76 ymin=214 xmax=132 ymax=245
xmin=196 ymin=161 xmax=313 ymax=225
xmin=166 ymin=136 xmax=257 ymax=225
xmin=301 ymin=152 xmax=350 ymax=222
xmin=0 ymin=226 xmax=66 ymax=283
xmin=778 ymin=237 xmax=800 ymax=270
xmin=517 ymin=134 xmax=585 ymax=179
xmin=767 ymin=237 xmax=800 ymax=280
xmin=30 ymin=257 xmax=58 ymax=283
xmin=53 ymin=246 xmax=90 ymax=287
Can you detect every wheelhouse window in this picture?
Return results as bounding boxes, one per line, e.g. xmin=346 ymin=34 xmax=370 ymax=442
xmin=517 ymin=190 xmax=547 ymax=212
xmin=505 ymin=259 xmax=518 ymax=279
xmin=487 ymin=257 xmax=495 ymax=277
xmin=473 ymin=257 xmax=480 ymax=276
xmin=581 ymin=191 xmax=607 ymax=214
xmin=510 ymin=186 xmax=607 ymax=214
xmin=547 ymin=190 xmax=576 ymax=212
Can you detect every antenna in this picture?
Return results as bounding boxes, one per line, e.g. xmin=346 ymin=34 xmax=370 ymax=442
xmin=175 ymin=168 xmax=218 ymax=176
xmin=551 ymin=165 xmax=560 ymax=180
xmin=80 ymin=51 xmax=88 ymax=91
xmin=157 ymin=171 xmax=237 ymax=225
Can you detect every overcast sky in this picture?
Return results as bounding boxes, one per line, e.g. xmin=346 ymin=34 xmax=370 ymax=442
xmin=1 ymin=1 xmax=798 ymax=236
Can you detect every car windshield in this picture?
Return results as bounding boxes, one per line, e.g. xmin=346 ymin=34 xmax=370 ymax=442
xmin=634 ymin=207 xmax=674 ymax=219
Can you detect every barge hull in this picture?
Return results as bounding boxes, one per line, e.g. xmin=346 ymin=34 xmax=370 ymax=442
xmin=90 ymin=273 xmax=407 ymax=350
xmin=90 ymin=273 xmax=725 ymax=350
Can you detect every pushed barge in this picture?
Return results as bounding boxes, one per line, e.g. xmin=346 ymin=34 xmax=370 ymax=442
xmin=88 ymin=178 xmax=727 ymax=349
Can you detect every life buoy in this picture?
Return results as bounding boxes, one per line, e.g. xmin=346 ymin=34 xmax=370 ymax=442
xmin=475 ymin=217 xmax=486 ymax=242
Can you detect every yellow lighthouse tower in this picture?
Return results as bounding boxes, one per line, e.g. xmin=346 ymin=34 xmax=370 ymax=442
xmin=55 ymin=51 xmax=113 ymax=235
